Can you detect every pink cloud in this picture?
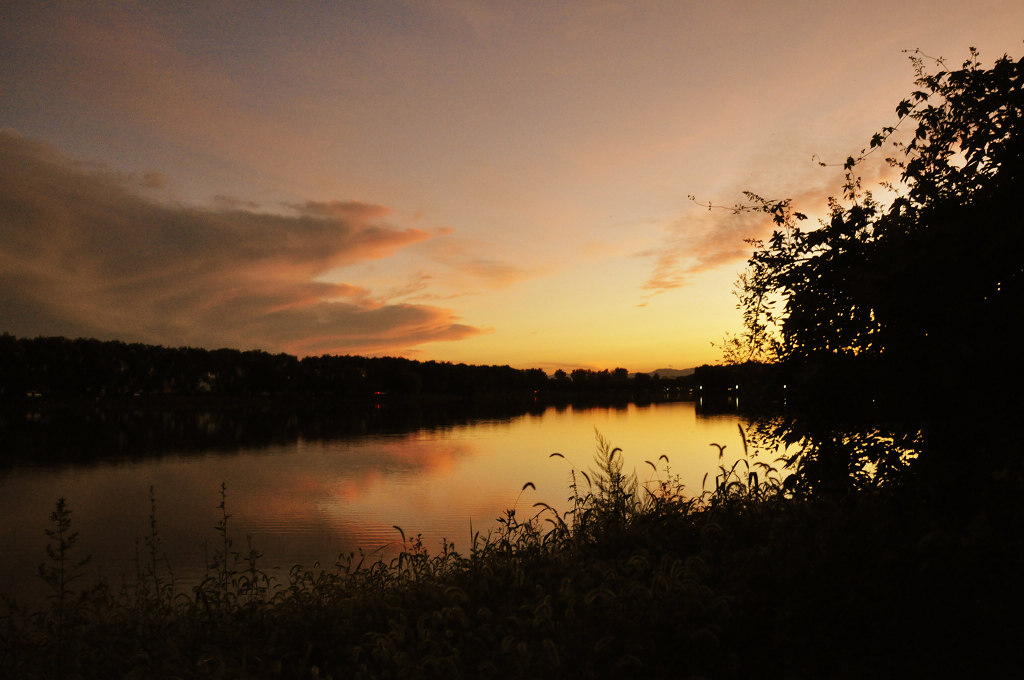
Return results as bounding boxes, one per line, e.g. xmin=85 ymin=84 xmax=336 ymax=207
xmin=292 ymin=201 xmax=393 ymax=221
xmin=641 ymin=153 xmax=899 ymax=297
xmin=0 ymin=131 xmax=482 ymax=355
xmin=413 ymin=236 xmax=541 ymax=298
xmin=640 ymin=208 xmax=770 ymax=295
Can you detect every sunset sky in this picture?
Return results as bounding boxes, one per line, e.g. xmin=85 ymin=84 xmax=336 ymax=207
xmin=2 ymin=1 xmax=1022 ymax=373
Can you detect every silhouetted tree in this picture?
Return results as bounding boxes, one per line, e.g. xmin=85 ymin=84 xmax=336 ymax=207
xmin=736 ymin=48 xmax=1024 ymax=492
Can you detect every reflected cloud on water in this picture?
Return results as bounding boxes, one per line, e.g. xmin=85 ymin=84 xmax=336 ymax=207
xmin=0 ymin=400 xmax=748 ymax=604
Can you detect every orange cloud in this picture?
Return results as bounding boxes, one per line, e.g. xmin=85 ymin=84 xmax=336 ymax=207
xmin=0 ymin=131 xmax=482 ymax=355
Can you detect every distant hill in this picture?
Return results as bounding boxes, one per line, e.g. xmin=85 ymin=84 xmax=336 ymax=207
xmin=639 ymin=367 xmax=695 ymax=379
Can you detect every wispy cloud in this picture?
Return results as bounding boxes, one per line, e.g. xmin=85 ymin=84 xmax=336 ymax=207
xmin=399 ymin=235 xmax=543 ymax=301
xmin=0 ymin=131 xmax=482 ymax=355
xmin=640 ymin=153 xmax=900 ymax=298
xmin=640 ymin=208 xmax=768 ymax=296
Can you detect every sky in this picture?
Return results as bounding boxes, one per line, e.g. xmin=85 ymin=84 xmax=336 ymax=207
xmin=1 ymin=1 xmax=1022 ymax=373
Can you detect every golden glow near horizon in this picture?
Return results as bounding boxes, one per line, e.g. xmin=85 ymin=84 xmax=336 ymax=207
xmin=1 ymin=2 xmax=1022 ymax=372
xmin=0 ymin=402 xmax=749 ymax=597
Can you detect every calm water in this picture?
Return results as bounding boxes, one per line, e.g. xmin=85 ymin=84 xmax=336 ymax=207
xmin=0 ymin=401 xmax=747 ymax=602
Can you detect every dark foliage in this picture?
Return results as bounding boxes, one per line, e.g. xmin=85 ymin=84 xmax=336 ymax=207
xmin=0 ymin=334 xmax=702 ymax=467
xmin=735 ymin=48 xmax=1024 ymax=492
xmin=0 ymin=334 xmax=698 ymax=408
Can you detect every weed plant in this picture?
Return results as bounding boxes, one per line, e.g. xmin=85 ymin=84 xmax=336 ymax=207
xmin=1 ymin=431 xmax=1020 ymax=678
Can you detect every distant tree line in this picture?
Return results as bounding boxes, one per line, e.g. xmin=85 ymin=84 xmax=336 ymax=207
xmin=0 ymin=334 xmax=704 ymax=405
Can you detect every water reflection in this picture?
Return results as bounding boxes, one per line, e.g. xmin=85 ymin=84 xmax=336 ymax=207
xmin=0 ymin=398 xmax=556 ymax=468
xmin=0 ymin=401 xmax=747 ymax=604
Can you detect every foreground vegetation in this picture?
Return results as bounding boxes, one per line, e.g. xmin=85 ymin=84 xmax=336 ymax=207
xmin=2 ymin=434 xmax=1021 ymax=678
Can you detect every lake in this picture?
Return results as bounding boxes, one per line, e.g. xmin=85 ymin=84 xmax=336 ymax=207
xmin=0 ymin=400 xmax=750 ymax=603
